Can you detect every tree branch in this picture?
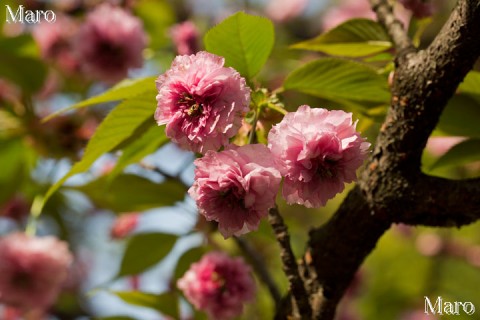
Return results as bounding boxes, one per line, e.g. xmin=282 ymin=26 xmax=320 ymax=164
xmin=369 ymin=0 xmax=414 ymax=55
xmin=398 ymin=175 xmax=480 ymax=227
xmin=289 ymin=1 xmax=480 ymax=319
xmin=268 ymin=206 xmax=311 ymax=319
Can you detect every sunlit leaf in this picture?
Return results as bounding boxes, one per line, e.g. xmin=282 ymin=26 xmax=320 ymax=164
xmin=291 ymin=19 xmax=392 ymax=57
xmin=458 ymin=71 xmax=480 ymax=103
xmin=108 ymin=125 xmax=169 ymax=181
xmin=111 ymin=291 xmax=179 ymax=318
xmin=284 ymin=58 xmax=390 ymax=104
xmin=42 ymin=99 xmax=156 ymax=206
xmin=431 ymin=139 xmax=480 ymax=169
xmin=437 ymin=94 xmax=480 ymax=138
xmin=43 ymin=76 xmax=157 ymax=121
xmin=204 ymin=12 xmax=274 ymax=79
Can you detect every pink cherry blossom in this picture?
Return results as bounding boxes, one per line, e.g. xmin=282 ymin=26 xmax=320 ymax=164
xmin=322 ymin=0 xmax=375 ymax=31
xmin=0 ymin=233 xmax=73 ymax=311
xmin=32 ymin=15 xmax=80 ymax=74
xmin=425 ymin=136 xmax=465 ymax=156
xmin=0 ymin=195 xmax=29 ymax=222
xmin=322 ymin=0 xmax=410 ymax=31
xmin=155 ymin=51 xmax=250 ymax=154
xmin=177 ymin=252 xmax=255 ymax=320
xmin=170 ymin=21 xmax=200 ymax=55
xmin=110 ymin=213 xmax=139 ymax=239
xmin=75 ymin=4 xmax=147 ymax=83
xmin=265 ymin=0 xmax=308 ymax=23
xmin=189 ymin=144 xmax=281 ymax=238
xmin=268 ymin=105 xmax=370 ymax=208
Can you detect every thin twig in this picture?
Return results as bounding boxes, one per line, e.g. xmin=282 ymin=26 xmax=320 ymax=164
xmin=369 ymin=0 xmax=415 ymax=56
xmin=234 ymin=236 xmax=282 ymax=307
xmin=268 ymin=206 xmax=311 ymax=318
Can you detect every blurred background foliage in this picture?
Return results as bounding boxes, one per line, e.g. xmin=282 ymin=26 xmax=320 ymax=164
xmin=1 ymin=0 xmax=479 ymax=319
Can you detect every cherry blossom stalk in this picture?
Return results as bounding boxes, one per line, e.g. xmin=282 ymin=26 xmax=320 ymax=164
xmin=268 ymin=206 xmax=311 ymax=318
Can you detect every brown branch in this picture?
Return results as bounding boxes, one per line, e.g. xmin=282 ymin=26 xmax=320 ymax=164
xmin=233 ymin=236 xmax=282 ymax=307
xmin=268 ymin=206 xmax=311 ymax=319
xmin=398 ymin=175 xmax=480 ymax=227
xmin=279 ymin=1 xmax=480 ymax=319
xmin=369 ymin=0 xmax=415 ymax=55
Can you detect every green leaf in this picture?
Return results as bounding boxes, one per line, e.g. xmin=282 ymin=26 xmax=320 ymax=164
xmin=291 ymin=19 xmax=392 ymax=57
xmin=0 ymin=53 xmax=47 ymax=94
xmin=111 ymin=291 xmax=179 ymax=318
xmin=437 ymin=94 xmax=480 ymax=138
xmin=0 ymin=34 xmax=40 ymax=57
xmin=118 ymin=233 xmax=177 ymax=277
xmin=134 ymin=0 xmax=175 ymax=50
xmin=42 ymin=99 xmax=156 ymax=207
xmin=108 ymin=125 xmax=169 ymax=180
xmin=204 ymin=12 xmax=274 ymax=79
xmin=0 ymin=34 xmax=46 ymax=93
xmin=43 ymin=76 xmax=157 ymax=121
xmin=0 ymin=139 xmax=26 ymax=204
xmin=72 ymin=173 xmax=186 ymax=212
xmin=458 ymin=71 xmax=480 ymax=103
xmin=0 ymin=110 xmax=22 ymax=138
xmin=431 ymin=139 xmax=480 ymax=170
xmin=407 ymin=17 xmax=432 ymax=47
xmin=174 ymin=247 xmax=206 ymax=280
xmin=284 ymin=58 xmax=390 ymax=104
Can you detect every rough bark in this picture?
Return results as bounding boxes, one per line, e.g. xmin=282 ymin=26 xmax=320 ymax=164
xmin=276 ymin=1 xmax=480 ymax=318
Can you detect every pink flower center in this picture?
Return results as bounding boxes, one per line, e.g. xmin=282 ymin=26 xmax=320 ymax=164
xmin=11 ymin=271 xmax=32 ymax=289
xmin=316 ymin=157 xmax=339 ymax=179
xmin=219 ymin=188 xmax=246 ymax=210
xmin=178 ymin=93 xmax=203 ymax=117
xmin=211 ymin=271 xmax=227 ymax=292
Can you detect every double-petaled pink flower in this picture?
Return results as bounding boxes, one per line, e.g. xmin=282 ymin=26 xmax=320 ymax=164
xmin=268 ymin=105 xmax=370 ymax=208
xmin=177 ymin=252 xmax=255 ymax=320
xmin=170 ymin=21 xmax=200 ymax=55
xmin=76 ymin=4 xmax=147 ymax=83
xmin=0 ymin=233 xmax=73 ymax=311
xmin=189 ymin=144 xmax=281 ymax=238
xmin=32 ymin=15 xmax=80 ymax=74
xmin=155 ymin=51 xmax=250 ymax=154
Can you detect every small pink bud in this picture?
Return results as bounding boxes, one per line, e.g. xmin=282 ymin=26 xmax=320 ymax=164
xmin=110 ymin=213 xmax=139 ymax=239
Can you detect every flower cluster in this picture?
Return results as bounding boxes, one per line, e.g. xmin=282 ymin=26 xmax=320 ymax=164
xmin=177 ymin=252 xmax=255 ymax=319
xmin=156 ymin=53 xmax=370 ymax=238
xmin=156 ymin=40 xmax=370 ymax=320
xmin=0 ymin=233 xmax=73 ymax=311
xmin=32 ymin=3 xmax=147 ymax=83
